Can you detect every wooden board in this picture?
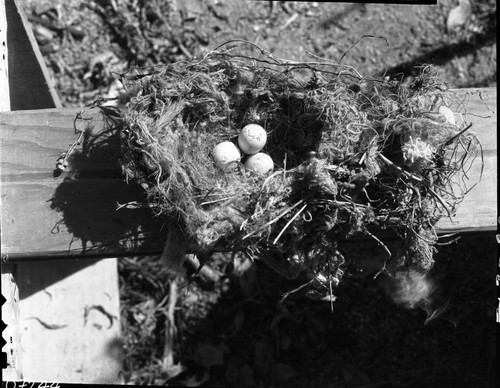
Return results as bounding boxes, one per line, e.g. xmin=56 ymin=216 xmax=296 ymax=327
xmin=0 ymin=0 xmax=9 ymax=111
xmin=17 ymin=258 xmax=123 ymax=383
xmin=1 ymin=264 xmax=23 ymax=380
xmin=4 ymin=0 xmax=61 ymax=110
xmin=2 ymin=1 xmax=122 ymax=384
xmin=0 ymin=107 xmax=167 ymax=261
xmin=437 ymin=88 xmax=497 ymax=234
xmin=0 ymin=88 xmax=497 ymax=261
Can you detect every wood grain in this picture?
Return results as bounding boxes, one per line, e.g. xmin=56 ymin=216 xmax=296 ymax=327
xmin=1 ymin=264 xmax=23 ymax=380
xmin=0 ymin=88 xmax=496 ymax=261
xmin=437 ymin=88 xmax=497 ymax=233
xmin=4 ymin=0 xmax=61 ymax=110
xmin=0 ymin=0 xmax=9 ymax=111
xmin=17 ymin=258 xmax=123 ymax=383
xmin=2 ymin=2 xmax=123 ymax=384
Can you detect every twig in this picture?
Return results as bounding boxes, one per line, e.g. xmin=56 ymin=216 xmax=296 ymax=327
xmin=378 ymin=153 xmax=423 ymax=182
xmin=280 ymin=12 xmax=299 ymax=30
xmin=441 ymin=122 xmax=473 ymax=148
xmin=426 ymin=186 xmax=453 ymax=218
xmin=55 ymin=112 xmax=88 ymax=172
xmin=162 ymin=279 xmax=178 ymax=370
xmin=273 ymin=203 xmax=307 ymax=244
xmin=242 ymin=200 xmax=305 ymax=240
xmin=184 ymin=254 xmax=220 ymax=284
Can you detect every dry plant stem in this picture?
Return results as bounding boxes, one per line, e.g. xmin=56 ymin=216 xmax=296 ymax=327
xmin=184 ymin=254 xmax=220 ymax=284
xmin=242 ymin=200 xmax=305 ymax=240
xmin=279 ymin=276 xmax=317 ymax=303
xmin=426 ymin=186 xmax=453 ymax=218
xmin=378 ymin=153 xmax=422 ymax=182
xmin=273 ymin=203 xmax=308 ymax=244
xmin=162 ymin=278 xmax=178 ymax=370
xmin=56 ymin=117 xmax=86 ymax=167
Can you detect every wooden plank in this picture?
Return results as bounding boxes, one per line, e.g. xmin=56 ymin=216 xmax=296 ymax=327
xmin=437 ymin=88 xmax=497 ymax=234
xmin=1 ymin=2 xmax=22 ymax=380
xmin=2 ymin=1 xmax=123 ymax=383
xmin=0 ymin=88 xmax=496 ymax=261
xmin=4 ymin=0 xmax=61 ymax=110
xmin=17 ymin=258 xmax=123 ymax=383
xmin=0 ymin=107 xmax=167 ymax=261
xmin=0 ymin=0 xmax=9 ymax=111
xmin=1 ymin=264 xmax=23 ymax=380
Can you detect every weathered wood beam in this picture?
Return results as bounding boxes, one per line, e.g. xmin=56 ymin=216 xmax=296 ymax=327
xmin=0 ymin=88 xmax=496 ymax=261
xmin=4 ymin=0 xmax=61 ymax=110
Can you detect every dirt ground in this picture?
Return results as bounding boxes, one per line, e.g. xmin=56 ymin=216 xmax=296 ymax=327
xmin=24 ymin=0 xmax=496 ymax=387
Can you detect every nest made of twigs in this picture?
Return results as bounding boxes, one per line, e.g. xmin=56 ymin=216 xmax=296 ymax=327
xmin=117 ymin=41 xmax=481 ymax=294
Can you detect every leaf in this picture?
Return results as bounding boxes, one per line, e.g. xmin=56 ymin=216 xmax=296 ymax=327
xmin=234 ymin=310 xmax=245 ymax=332
xmin=234 ymin=255 xmax=256 ymax=296
xmin=240 ymin=364 xmax=255 ymax=387
xmin=194 ymin=343 xmax=225 ymax=368
xmin=254 ymin=341 xmax=274 ymax=376
xmin=239 ymin=265 xmax=256 ymax=297
xmin=271 ymin=363 xmax=296 ymax=383
xmin=180 ymin=370 xmax=210 ymax=387
xmin=342 ymin=364 xmax=371 ymax=386
xmin=446 ymin=0 xmax=472 ymax=32
xmin=225 ymin=357 xmax=241 ymax=387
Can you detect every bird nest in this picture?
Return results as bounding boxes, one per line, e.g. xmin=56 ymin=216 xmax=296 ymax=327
xmin=117 ymin=41 xmax=481 ymax=296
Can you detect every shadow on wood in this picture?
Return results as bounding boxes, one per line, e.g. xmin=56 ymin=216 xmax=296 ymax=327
xmin=50 ymin=109 xmax=167 ymax=256
xmin=1 ymin=107 xmax=167 ymax=261
xmin=47 ymin=118 xmax=167 ymax=257
xmin=16 ymin=258 xmax=124 ymax=383
xmin=1 ymin=89 xmax=496 ymax=261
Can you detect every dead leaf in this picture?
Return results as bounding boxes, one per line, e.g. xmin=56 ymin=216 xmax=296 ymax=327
xmin=194 ymin=343 xmax=225 ymax=368
xmin=234 ymin=310 xmax=245 ymax=332
xmin=342 ymin=364 xmax=371 ymax=387
xmin=240 ymin=364 xmax=255 ymax=387
xmin=254 ymin=341 xmax=274 ymax=376
xmin=234 ymin=255 xmax=256 ymax=296
xmin=271 ymin=363 xmax=296 ymax=383
xmin=225 ymin=358 xmax=240 ymax=387
xmin=179 ymin=370 xmax=210 ymax=387
xmin=446 ymin=0 xmax=472 ymax=32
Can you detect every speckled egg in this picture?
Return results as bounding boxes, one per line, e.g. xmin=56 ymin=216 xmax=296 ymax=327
xmin=438 ymin=105 xmax=456 ymax=125
xmin=238 ymin=124 xmax=267 ymax=155
xmin=212 ymin=141 xmax=241 ymax=170
xmin=244 ymin=152 xmax=274 ymax=175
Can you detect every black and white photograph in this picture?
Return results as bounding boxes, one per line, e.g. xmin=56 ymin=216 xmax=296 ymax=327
xmin=0 ymin=0 xmax=497 ymax=387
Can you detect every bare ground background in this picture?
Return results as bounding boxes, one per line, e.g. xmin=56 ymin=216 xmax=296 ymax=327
xmin=23 ymin=0 xmax=496 ymax=387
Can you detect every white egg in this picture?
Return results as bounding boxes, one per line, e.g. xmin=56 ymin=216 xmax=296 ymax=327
xmin=438 ymin=105 xmax=456 ymax=125
xmin=212 ymin=141 xmax=241 ymax=170
xmin=244 ymin=153 xmax=274 ymax=175
xmin=238 ymin=124 xmax=267 ymax=155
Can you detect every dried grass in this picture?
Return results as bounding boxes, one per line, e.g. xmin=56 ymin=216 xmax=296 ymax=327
xmin=116 ymin=40 xmax=481 ymax=294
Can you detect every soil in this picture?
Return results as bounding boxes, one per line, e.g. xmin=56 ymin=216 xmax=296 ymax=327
xmin=23 ymin=0 xmax=496 ymax=387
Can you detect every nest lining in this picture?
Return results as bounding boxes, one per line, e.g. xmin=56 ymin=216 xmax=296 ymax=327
xmin=117 ymin=42 xmax=481 ymax=294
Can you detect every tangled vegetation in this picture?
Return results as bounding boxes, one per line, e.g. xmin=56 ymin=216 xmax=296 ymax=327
xmin=118 ymin=40 xmax=481 ymax=301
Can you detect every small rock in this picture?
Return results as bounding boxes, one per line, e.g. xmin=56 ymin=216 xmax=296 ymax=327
xmin=446 ymin=0 xmax=472 ymax=32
